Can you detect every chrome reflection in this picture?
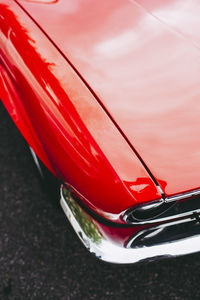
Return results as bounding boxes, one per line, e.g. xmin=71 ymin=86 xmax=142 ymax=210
xmin=62 ymin=187 xmax=102 ymax=245
xmin=165 ymin=188 xmax=200 ymax=203
xmin=29 ymin=147 xmax=43 ymax=177
xmin=60 ymin=185 xmax=200 ymax=264
xmin=123 ymin=188 xmax=200 ymax=225
xmin=127 ymin=214 xmax=200 ymax=249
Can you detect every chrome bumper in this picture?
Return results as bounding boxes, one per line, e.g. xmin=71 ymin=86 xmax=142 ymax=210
xmin=60 ymin=185 xmax=200 ymax=264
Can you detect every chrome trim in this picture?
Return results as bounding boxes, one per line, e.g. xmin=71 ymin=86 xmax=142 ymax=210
xmin=123 ymin=199 xmax=167 ymax=224
xmin=126 ymin=215 xmax=199 ymax=248
xmin=133 ymin=201 xmax=164 ymax=211
xmin=123 ymin=188 xmax=200 ymax=225
xmin=60 ymin=185 xmax=200 ymax=264
xmin=165 ymin=189 xmax=200 ymax=203
xmin=29 ymin=147 xmax=43 ymax=177
xmin=124 ymin=208 xmax=200 ymax=225
xmin=156 ymin=185 xmax=165 ymax=197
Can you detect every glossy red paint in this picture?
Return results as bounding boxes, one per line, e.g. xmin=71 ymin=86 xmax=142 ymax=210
xmin=17 ymin=0 xmax=200 ymax=197
xmin=0 ymin=1 xmax=162 ymax=222
xmin=0 ymin=63 xmax=56 ymax=175
xmin=23 ymin=0 xmax=57 ymax=3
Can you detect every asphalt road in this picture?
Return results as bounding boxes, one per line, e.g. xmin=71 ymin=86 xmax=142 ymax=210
xmin=1 ymin=101 xmax=200 ymax=300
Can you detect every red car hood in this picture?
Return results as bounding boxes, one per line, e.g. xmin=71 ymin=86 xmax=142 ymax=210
xmin=17 ymin=0 xmax=200 ymax=197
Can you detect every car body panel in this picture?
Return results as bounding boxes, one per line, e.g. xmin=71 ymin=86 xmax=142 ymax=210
xmin=0 ymin=63 xmax=56 ymax=175
xmin=17 ymin=0 xmax=200 ymax=197
xmin=0 ymin=0 xmax=162 ymax=221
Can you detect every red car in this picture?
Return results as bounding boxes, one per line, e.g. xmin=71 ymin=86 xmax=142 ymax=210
xmin=1 ymin=0 xmax=200 ymax=264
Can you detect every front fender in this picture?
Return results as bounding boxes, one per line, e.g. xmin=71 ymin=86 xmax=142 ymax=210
xmin=0 ymin=0 xmax=161 ymax=221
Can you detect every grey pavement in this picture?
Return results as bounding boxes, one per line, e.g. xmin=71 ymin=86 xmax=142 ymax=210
xmin=0 ymin=102 xmax=200 ymax=300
